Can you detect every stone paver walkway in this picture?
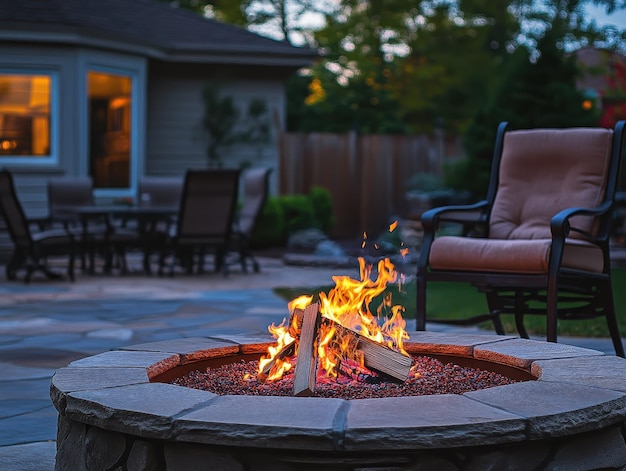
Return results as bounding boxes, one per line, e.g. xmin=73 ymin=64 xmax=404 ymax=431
xmin=0 ymin=255 xmax=621 ymax=470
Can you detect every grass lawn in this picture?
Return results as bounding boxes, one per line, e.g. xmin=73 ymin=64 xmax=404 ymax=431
xmin=274 ymin=268 xmax=626 ymax=338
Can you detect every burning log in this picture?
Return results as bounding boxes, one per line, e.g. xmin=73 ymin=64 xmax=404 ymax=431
xmin=258 ymin=308 xmax=304 ymax=380
xmin=259 ymin=257 xmax=413 ymax=391
xmin=289 ymin=307 xmax=304 ymax=333
xmin=291 ymin=303 xmax=411 ymax=395
xmin=331 ymin=322 xmax=412 ymax=382
xmin=259 ymin=341 xmax=294 ymax=378
xmin=292 ymin=303 xmax=320 ymax=397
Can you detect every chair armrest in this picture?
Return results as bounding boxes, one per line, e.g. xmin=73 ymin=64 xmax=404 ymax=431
xmin=550 ymin=201 xmax=612 ymax=241
xmin=421 ymin=200 xmax=489 ymax=233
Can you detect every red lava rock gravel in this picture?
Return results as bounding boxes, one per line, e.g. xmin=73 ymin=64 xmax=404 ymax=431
xmin=172 ymin=355 xmax=519 ymax=399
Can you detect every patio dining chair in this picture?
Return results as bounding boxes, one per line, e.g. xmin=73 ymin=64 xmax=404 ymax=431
xmin=138 ymin=176 xmax=183 ymax=208
xmin=136 ymin=175 xmax=183 ymax=242
xmin=157 ymin=169 xmax=240 ymax=276
xmin=47 ymin=176 xmax=95 ymax=221
xmin=0 ymin=170 xmax=77 ymax=282
xmin=47 ymin=176 xmax=104 ymax=270
xmin=47 ymin=176 xmax=144 ymax=274
xmin=416 ymin=121 xmax=626 ymax=357
xmin=229 ymin=167 xmax=272 ymax=273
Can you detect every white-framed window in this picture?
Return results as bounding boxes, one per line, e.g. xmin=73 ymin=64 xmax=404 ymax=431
xmin=0 ymin=70 xmax=58 ymax=165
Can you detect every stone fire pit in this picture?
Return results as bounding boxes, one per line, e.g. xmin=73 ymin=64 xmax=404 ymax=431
xmin=51 ymin=332 xmax=626 ymax=470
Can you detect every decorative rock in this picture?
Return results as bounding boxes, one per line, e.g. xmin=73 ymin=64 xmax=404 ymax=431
xmin=127 ymin=440 xmax=164 ymax=471
xmin=343 ymin=395 xmax=525 ymax=450
xmin=465 ymin=441 xmax=552 ymax=471
xmin=410 ymin=454 xmax=460 ymax=471
xmin=69 ymin=350 xmax=180 ymax=380
xmin=473 ymin=338 xmax=603 ymax=369
xmin=286 ymin=228 xmax=328 ymax=250
xmin=64 ymin=382 xmax=215 ymax=439
xmin=55 ymin=416 xmax=87 ymax=471
xmin=532 ymin=355 xmax=626 ymax=392
xmin=314 ymin=239 xmax=347 ymax=257
xmin=85 ymin=426 xmax=126 ymax=470
xmin=121 ymin=337 xmax=239 ymax=363
xmin=464 ymin=381 xmax=626 ymax=439
xmin=163 ymin=443 xmax=244 ymax=471
xmin=548 ymin=425 xmax=626 ymax=470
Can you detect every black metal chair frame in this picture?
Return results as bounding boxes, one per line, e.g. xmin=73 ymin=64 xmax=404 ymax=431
xmin=416 ymin=121 xmax=626 ymax=357
xmin=0 ymin=169 xmax=77 ymax=283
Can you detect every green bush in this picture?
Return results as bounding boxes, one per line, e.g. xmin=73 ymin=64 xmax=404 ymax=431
xmin=251 ymin=196 xmax=285 ymax=248
xmin=251 ymin=188 xmax=336 ymax=248
xmin=309 ymin=186 xmax=334 ymax=235
xmin=279 ymin=194 xmax=316 ymax=235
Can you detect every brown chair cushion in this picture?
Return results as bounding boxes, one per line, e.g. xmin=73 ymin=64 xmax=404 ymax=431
xmin=489 ymin=128 xmax=613 ymax=240
xmin=429 ymin=236 xmax=604 ymax=274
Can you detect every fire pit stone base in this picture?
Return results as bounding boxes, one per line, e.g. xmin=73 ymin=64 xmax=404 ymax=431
xmin=51 ymin=332 xmax=626 ymax=471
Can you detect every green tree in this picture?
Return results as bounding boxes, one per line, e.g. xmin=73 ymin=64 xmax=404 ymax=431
xmin=161 ymin=0 xmax=334 ymax=46
xmin=163 ymin=0 xmax=625 ymax=137
xmin=455 ymin=22 xmax=601 ymax=197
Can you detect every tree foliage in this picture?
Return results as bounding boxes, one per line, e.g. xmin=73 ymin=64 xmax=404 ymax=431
xmin=162 ymin=0 xmax=625 ymax=151
xmin=455 ymin=22 xmax=601 ymax=197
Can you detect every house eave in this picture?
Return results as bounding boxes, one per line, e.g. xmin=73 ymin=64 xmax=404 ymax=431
xmin=0 ymin=29 xmax=317 ymax=68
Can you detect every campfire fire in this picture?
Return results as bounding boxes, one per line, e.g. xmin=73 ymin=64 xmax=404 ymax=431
xmin=258 ymin=235 xmax=412 ymax=396
xmin=170 ymin=226 xmax=521 ymax=399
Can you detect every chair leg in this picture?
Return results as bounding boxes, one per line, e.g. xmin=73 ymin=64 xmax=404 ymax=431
xmin=239 ymin=250 xmax=248 ymax=273
xmin=24 ymin=263 xmax=35 ymax=284
xmin=484 ymin=290 xmax=506 ymax=335
xmin=68 ymin=250 xmax=76 ymax=282
xmin=5 ymin=252 xmax=21 ymax=281
xmin=599 ymin=279 xmax=625 ymax=358
xmin=513 ymin=290 xmax=529 ymax=339
xmin=546 ymin=279 xmax=559 ymax=344
xmin=491 ymin=312 xmax=506 ymax=336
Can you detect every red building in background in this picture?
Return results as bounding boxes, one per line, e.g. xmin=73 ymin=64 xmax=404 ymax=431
xmin=574 ymin=47 xmax=626 ymax=128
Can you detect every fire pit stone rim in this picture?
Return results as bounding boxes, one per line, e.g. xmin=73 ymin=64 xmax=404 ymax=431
xmin=50 ymin=332 xmax=626 ymax=452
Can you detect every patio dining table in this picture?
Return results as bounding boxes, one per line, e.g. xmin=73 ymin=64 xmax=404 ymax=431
xmin=70 ymin=204 xmax=179 ymax=274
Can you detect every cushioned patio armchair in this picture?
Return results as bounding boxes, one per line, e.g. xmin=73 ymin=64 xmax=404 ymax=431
xmin=416 ymin=121 xmax=626 ymax=357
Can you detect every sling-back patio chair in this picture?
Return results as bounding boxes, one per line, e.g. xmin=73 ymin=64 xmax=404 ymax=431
xmin=47 ymin=176 xmax=95 ymax=221
xmin=157 ymin=169 xmax=240 ymax=276
xmin=138 ymin=176 xmax=183 ymax=208
xmin=416 ymin=121 xmax=626 ymax=357
xmin=0 ymin=170 xmax=77 ymax=282
xmin=47 ymin=176 xmax=104 ymax=271
xmin=229 ymin=167 xmax=272 ymax=273
xmin=47 ymin=175 xmax=139 ymax=274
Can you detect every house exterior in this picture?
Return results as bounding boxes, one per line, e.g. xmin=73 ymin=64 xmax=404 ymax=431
xmin=0 ymin=0 xmax=316 ymax=217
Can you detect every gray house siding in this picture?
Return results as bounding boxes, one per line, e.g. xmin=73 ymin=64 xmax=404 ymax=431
xmin=146 ymin=63 xmax=287 ymax=191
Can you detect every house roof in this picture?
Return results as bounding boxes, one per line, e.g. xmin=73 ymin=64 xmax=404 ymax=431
xmin=0 ymin=0 xmax=317 ymax=67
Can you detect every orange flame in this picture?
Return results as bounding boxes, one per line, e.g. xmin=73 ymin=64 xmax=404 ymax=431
xmin=258 ymin=257 xmax=409 ymax=381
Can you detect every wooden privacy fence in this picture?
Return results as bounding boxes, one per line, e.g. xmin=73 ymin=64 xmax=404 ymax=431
xmin=278 ymin=131 xmax=462 ymax=239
